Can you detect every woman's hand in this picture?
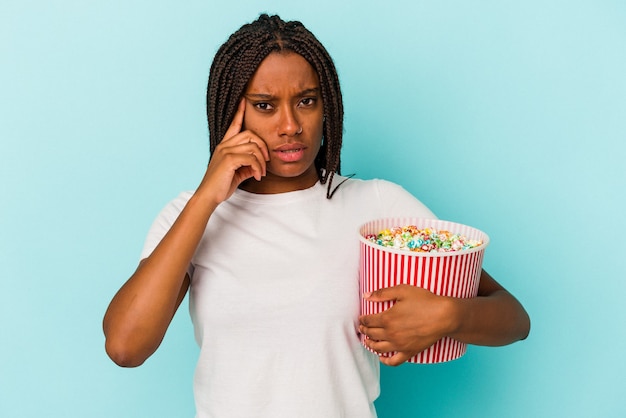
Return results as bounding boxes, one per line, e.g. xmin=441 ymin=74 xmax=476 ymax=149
xmin=358 ymin=285 xmax=455 ymax=366
xmin=197 ymin=99 xmax=270 ymax=206
xmin=358 ymin=271 xmax=530 ymax=367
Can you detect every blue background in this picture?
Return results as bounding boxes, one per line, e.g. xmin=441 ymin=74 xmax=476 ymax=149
xmin=1 ymin=1 xmax=625 ymax=417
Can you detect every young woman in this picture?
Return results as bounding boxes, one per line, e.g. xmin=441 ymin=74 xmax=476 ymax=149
xmin=103 ymin=14 xmax=530 ymax=418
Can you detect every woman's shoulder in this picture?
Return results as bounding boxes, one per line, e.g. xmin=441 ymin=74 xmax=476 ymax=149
xmin=335 ymin=175 xmax=408 ymax=195
xmin=335 ymin=175 xmax=436 ymax=218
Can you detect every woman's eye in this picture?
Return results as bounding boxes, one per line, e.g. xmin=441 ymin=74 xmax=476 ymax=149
xmin=254 ymin=103 xmax=273 ymax=111
xmin=300 ymin=98 xmax=316 ymax=107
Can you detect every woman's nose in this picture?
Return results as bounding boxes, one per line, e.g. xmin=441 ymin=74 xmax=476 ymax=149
xmin=277 ymin=107 xmax=301 ymax=136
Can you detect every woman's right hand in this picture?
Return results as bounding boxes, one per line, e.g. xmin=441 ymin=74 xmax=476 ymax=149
xmin=198 ymin=99 xmax=270 ymax=206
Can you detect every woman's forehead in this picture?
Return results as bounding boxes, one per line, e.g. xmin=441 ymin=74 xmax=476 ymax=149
xmin=246 ymin=52 xmax=320 ymax=94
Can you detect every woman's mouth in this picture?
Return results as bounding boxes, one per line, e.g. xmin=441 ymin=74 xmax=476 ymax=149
xmin=273 ymin=145 xmax=306 ymax=162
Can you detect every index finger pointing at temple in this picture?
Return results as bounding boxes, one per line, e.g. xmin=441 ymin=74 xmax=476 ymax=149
xmin=223 ymin=98 xmax=246 ymax=141
xmin=223 ymin=99 xmax=270 ymax=162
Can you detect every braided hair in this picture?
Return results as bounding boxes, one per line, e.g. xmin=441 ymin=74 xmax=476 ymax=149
xmin=207 ymin=14 xmax=345 ymax=198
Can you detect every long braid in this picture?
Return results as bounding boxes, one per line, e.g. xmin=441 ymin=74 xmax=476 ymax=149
xmin=206 ymin=14 xmax=345 ymax=198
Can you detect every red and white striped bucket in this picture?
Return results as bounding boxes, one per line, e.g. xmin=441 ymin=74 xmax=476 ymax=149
xmin=359 ymin=218 xmax=489 ymax=363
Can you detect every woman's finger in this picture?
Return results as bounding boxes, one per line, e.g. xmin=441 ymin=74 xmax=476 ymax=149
xmin=215 ymin=137 xmax=267 ymax=178
xmin=220 ymin=100 xmax=270 ymax=162
xmin=358 ymin=310 xmax=386 ymax=329
xmin=379 ymin=352 xmax=413 ymax=367
xmin=223 ymin=98 xmax=246 ymax=141
xmin=359 ymin=324 xmax=386 ymax=342
xmin=363 ymin=337 xmax=418 ymax=366
xmin=363 ymin=338 xmax=394 ymax=354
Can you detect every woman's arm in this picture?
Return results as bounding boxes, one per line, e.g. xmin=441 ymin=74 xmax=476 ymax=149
xmin=103 ymin=99 xmax=269 ymax=367
xmin=448 ymin=269 xmax=530 ymax=346
xmin=358 ymin=269 xmax=530 ymax=366
xmin=102 ymin=193 xmax=218 ymax=367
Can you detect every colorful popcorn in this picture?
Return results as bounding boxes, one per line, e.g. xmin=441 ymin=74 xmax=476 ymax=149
xmin=366 ymin=225 xmax=483 ymax=253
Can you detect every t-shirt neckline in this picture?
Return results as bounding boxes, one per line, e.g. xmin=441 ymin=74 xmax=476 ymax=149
xmin=232 ymin=180 xmax=323 ymax=204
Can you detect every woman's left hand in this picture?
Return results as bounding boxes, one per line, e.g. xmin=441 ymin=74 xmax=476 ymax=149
xmin=358 ymin=285 xmax=456 ymax=366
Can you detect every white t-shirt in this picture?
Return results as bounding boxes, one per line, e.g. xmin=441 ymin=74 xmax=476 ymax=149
xmin=141 ymin=176 xmax=436 ymax=418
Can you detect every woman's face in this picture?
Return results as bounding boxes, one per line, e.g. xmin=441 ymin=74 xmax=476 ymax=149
xmin=242 ymin=51 xmax=324 ymax=193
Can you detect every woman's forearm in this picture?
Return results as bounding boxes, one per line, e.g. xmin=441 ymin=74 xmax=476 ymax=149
xmin=448 ymin=270 xmax=530 ymax=346
xmin=102 ymin=192 xmax=217 ymax=367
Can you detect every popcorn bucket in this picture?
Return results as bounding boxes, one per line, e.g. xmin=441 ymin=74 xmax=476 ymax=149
xmin=359 ymin=218 xmax=489 ymax=363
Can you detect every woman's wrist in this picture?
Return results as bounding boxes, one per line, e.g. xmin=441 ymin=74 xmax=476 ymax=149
xmin=189 ymin=187 xmax=221 ymax=216
xmin=443 ymin=296 xmax=469 ymax=340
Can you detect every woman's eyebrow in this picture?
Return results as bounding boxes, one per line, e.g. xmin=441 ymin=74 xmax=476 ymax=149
xmin=245 ymin=93 xmax=274 ymax=99
xmin=245 ymin=88 xmax=320 ymax=99
xmin=298 ymin=88 xmax=320 ymax=96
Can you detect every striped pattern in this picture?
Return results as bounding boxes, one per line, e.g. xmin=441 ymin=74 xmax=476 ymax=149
xmin=358 ymin=218 xmax=489 ymax=364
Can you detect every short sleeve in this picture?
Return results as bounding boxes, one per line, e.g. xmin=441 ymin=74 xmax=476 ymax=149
xmin=139 ymin=191 xmax=194 ymax=271
xmin=372 ymin=179 xmax=438 ymax=220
